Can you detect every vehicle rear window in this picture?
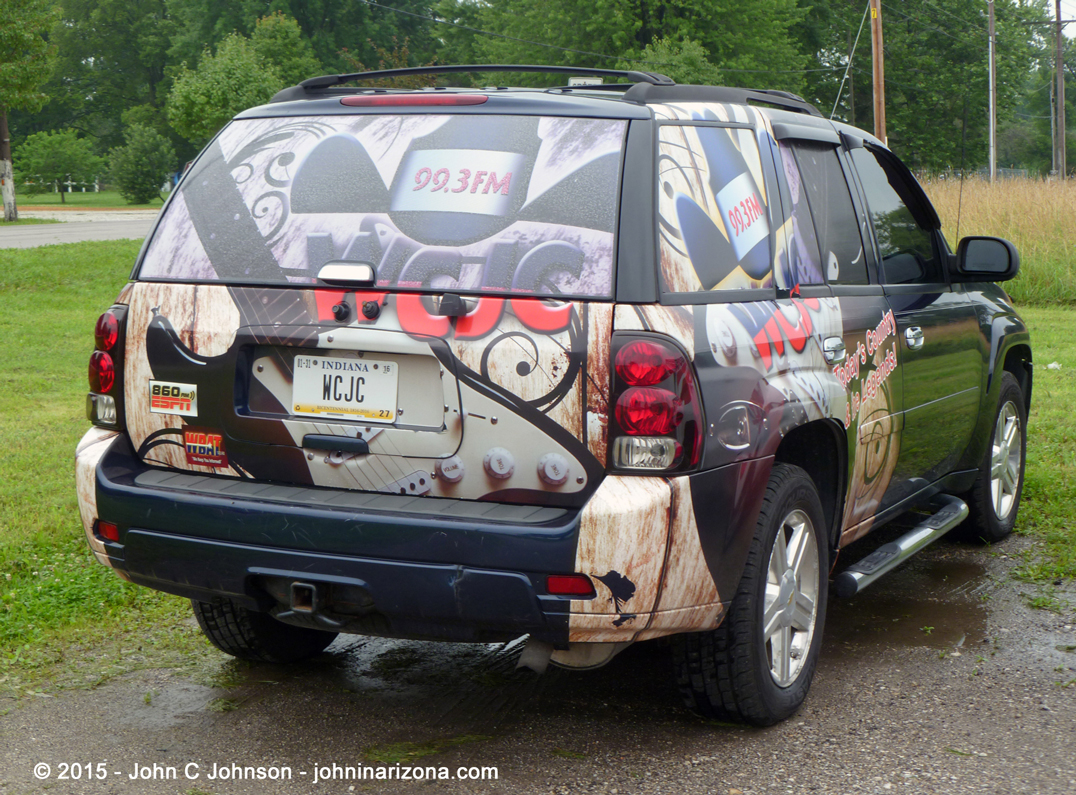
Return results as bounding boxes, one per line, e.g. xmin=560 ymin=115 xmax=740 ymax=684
xmin=138 ymin=115 xmax=627 ymax=298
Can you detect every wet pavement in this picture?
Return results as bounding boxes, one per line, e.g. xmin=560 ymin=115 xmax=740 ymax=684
xmin=1 ymin=533 xmax=1074 ymax=795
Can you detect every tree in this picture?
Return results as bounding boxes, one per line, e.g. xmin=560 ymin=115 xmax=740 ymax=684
xmin=0 ymin=0 xmax=58 ymax=221
xmin=111 ymin=123 xmax=176 ymax=204
xmin=339 ymin=38 xmax=438 ymax=88
xmin=250 ymin=11 xmax=322 ymax=86
xmin=466 ymin=0 xmax=808 ymax=93
xmin=168 ymin=13 xmax=328 ymax=146
xmin=166 ymin=0 xmax=437 ymax=76
xmin=616 ymin=37 xmax=722 ymax=86
xmin=167 ymin=32 xmax=282 ymax=146
xmin=33 ymin=0 xmax=175 ymax=153
xmin=15 ymin=129 xmax=104 ymax=203
xmin=799 ymin=0 xmax=1043 ymax=172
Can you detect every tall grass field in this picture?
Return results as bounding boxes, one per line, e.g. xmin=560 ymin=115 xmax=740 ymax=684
xmin=922 ymin=176 xmax=1076 ymax=305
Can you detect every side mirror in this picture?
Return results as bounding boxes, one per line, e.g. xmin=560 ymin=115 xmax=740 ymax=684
xmin=952 ymin=237 xmax=1019 ymax=283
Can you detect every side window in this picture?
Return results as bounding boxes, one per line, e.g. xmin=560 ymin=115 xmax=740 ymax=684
xmin=657 ymin=122 xmax=774 ymax=293
xmin=789 ymin=142 xmax=869 ymax=285
xmin=850 ymin=147 xmax=942 ymax=284
xmin=774 ymin=141 xmax=824 ymax=288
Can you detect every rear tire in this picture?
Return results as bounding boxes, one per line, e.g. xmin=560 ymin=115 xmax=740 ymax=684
xmin=191 ymin=598 xmax=338 ymax=663
xmin=959 ymin=372 xmax=1026 ymax=544
xmin=673 ymin=463 xmax=829 ymax=726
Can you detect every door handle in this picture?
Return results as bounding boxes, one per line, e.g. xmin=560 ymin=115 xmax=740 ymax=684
xmin=905 ymin=326 xmax=924 ymax=351
xmin=822 ymin=337 xmax=847 ymax=364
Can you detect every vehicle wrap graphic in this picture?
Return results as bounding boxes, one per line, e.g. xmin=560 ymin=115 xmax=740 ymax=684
xmin=120 ymin=281 xmax=609 ymax=506
xmin=139 ymin=115 xmax=626 ymax=299
xmin=72 ymin=100 xmax=945 ymax=651
xmin=74 ymin=427 xmax=121 ymax=569
xmin=653 ymin=103 xmax=777 ymax=292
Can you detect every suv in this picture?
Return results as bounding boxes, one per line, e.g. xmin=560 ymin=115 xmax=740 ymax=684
xmin=75 ymin=66 xmax=1031 ymax=726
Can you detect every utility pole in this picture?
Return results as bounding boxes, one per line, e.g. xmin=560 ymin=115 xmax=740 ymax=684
xmin=1058 ymin=0 xmax=1067 ymax=177
xmin=1052 ymin=70 xmax=1058 ymax=175
xmin=870 ymin=0 xmax=886 ymax=143
xmin=988 ymin=0 xmax=997 ymax=182
xmin=1023 ymin=15 xmax=1074 ymax=175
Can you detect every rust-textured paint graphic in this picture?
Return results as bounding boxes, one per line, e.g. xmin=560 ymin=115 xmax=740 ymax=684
xmin=614 ymin=304 xmax=695 ymax=358
xmin=119 ymin=281 xmax=607 ymax=505
xmin=74 ymin=427 xmax=120 ymax=567
xmin=124 ymin=283 xmax=244 ymax=476
xmin=570 ymin=474 xmax=724 ymax=643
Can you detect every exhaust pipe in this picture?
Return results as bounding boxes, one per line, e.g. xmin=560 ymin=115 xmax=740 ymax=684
xmin=834 ymin=494 xmax=969 ymax=598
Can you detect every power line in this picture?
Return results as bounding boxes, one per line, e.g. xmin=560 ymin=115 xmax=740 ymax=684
xmin=831 ymin=1 xmax=871 ymax=119
xmin=879 ymin=2 xmax=986 ymax=49
xmin=917 ymin=0 xmax=989 ymax=34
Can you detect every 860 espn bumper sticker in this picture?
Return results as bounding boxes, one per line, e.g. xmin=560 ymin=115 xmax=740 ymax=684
xmin=149 ymin=381 xmax=197 ymax=416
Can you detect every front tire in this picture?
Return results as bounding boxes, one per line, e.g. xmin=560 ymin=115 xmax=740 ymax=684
xmin=192 ymin=598 xmax=338 ymax=663
xmin=960 ymin=372 xmax=1027 ymax=543
xmin=674 ymin=463 xmax=829 ymax=726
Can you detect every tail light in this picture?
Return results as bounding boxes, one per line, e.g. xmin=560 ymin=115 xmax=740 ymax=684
xmin=86 ymin=305 xmax=128 ymax=429
xmin=608 ymin=333 xmax=703 ymax=473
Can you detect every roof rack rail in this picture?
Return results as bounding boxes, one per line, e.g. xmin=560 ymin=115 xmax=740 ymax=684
xmin=270 ymin=64 xmax=675 ymax=103
xmin=621 ymin=83 xmax=823 ymax=117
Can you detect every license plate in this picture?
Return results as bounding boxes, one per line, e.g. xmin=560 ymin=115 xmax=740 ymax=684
xmin=291 ymin=355 xmax=398 ymax=422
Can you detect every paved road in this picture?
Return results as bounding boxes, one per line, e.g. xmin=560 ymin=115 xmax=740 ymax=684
xmin=1 ymin=531 xmax=1073 ymax=794
xmin=0 ymin=210 xmax=158 ymax=248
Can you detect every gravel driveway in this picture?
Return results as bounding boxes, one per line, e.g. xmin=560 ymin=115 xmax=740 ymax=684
xmin=0 ymin=534 xmax=1073 ymax=795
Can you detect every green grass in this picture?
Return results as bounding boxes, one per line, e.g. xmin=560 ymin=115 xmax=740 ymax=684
xmin=16 ymin=189 xmax=165 ymax=210
xmin=0 ymin=240 xmax=1072 ymax=695
xmin=0 ymin=218 xmax=60 ymax=225
xmin=0 ymin=240 xmax=208 ymax=696
xmin=1012 ymin=306 xmax=1076 ymax=583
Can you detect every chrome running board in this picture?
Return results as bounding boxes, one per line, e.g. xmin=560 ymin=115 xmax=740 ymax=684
xmin=834 ymin=494 xmax=969 ymax=598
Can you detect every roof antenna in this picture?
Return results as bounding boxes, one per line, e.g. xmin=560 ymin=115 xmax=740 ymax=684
xmin=831 ymin=1 xmax=872 ymax=120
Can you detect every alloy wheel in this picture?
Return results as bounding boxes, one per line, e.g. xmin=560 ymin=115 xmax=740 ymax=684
xmin=762 ymin=508 xmax=820 ymax=687
xmin=990 ymin=401 xmax=1022 ymax=521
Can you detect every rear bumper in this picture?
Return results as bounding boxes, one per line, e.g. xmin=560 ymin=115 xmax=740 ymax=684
xmin=76 ymin=430 xmax=762 ymax=647
xmin=83 ymin=432 xmax=580 ymax=645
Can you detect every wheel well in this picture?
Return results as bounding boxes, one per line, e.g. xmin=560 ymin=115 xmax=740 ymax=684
xmin=1002 ymin=344 xmax=1033 ymax=414
xmin=774 ymin=420 xmax=846 ymax=548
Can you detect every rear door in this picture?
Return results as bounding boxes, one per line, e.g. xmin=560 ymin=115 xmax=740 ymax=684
xmin=777 ymin=136 xmax=905 ymax=539
xmin=123 ymin=111 xmax=630 ymax=507
xmin=847 ymin=143 xmax=981 ymax=496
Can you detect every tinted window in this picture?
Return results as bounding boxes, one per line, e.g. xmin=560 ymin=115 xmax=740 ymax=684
xmin=139 ymin=115 xmax=626 ymax=298
xmin=851 ymin=147 xmax=941 ymax=284
xmin=775 ymin=140 xmax=824 ymax=288
xmin=657 ymin=121 xmax=774 ymax=292
xmin=791 ymin=142 xmax=869 ymax=285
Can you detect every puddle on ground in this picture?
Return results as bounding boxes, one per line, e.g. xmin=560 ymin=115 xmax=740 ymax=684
xmin=825 ymin=528 xmax=993 ymax=656
xmin=193 ymin=632 xmax=684 ymax=733
xmin=168 ymin=523 xmax=1003 ymax=729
